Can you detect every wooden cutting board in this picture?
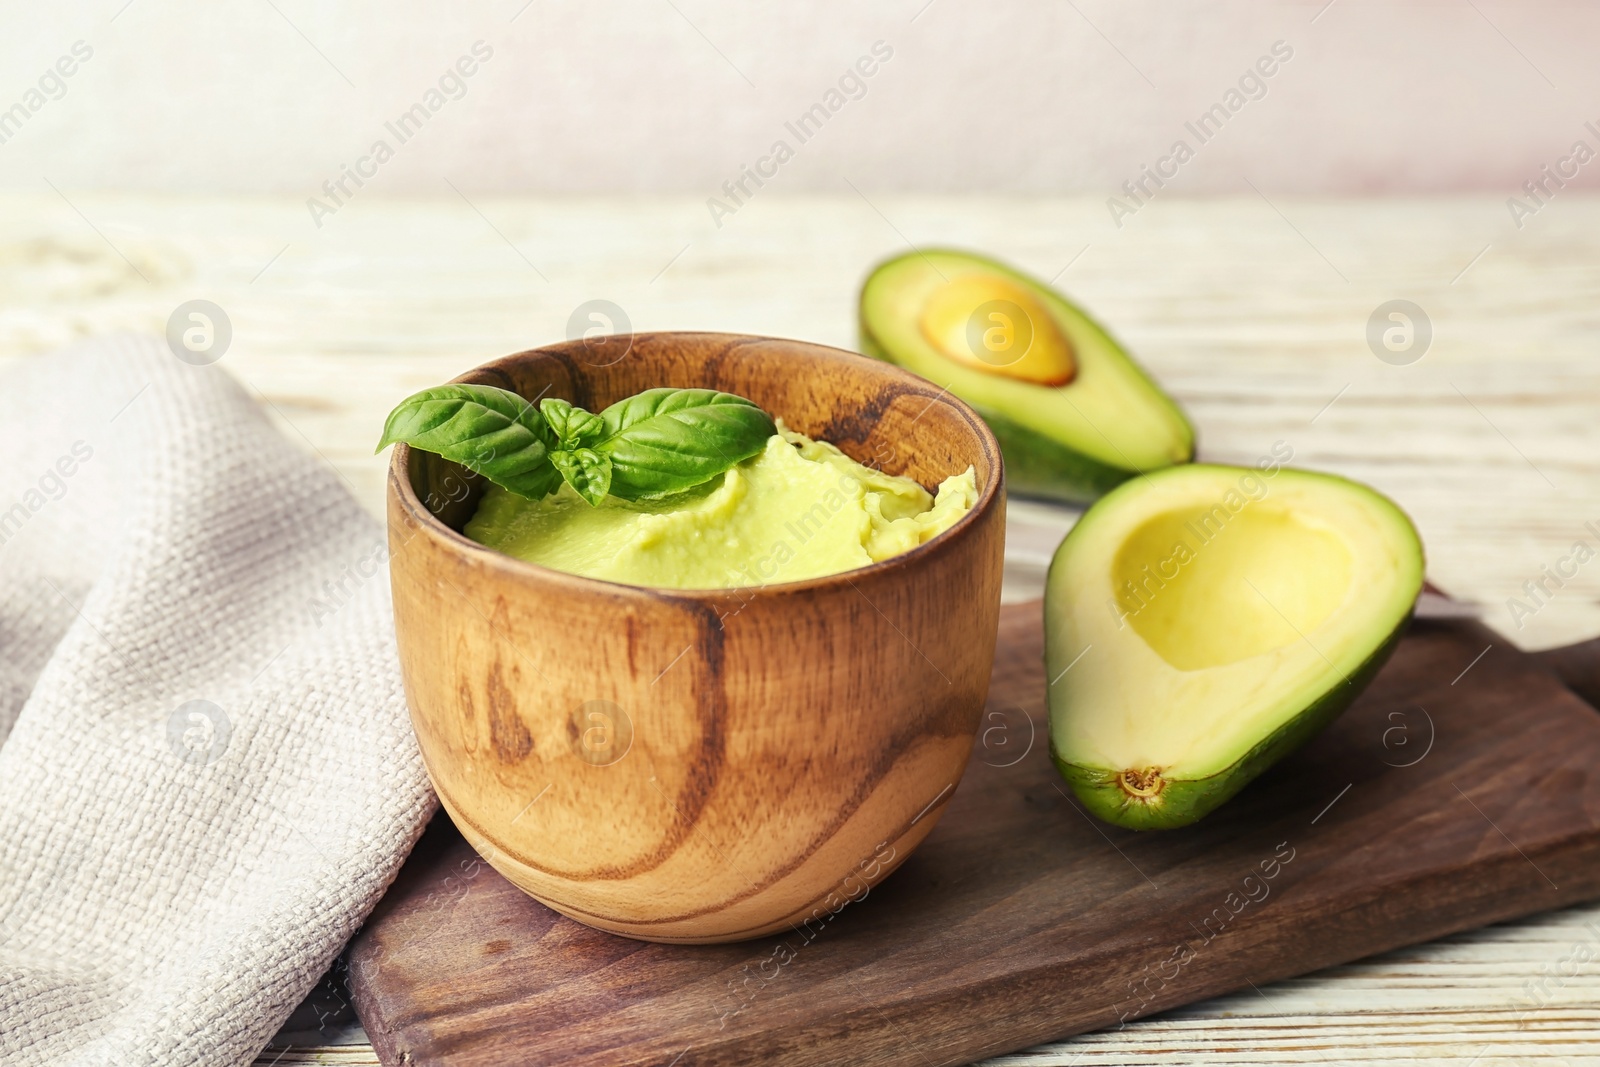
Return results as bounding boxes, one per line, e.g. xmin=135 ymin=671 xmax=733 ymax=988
xmin=347 ymin=603 xmax=1600 ymax=1067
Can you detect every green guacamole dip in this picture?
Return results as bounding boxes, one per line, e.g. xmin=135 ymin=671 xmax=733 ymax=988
xmin=464 ymin=424 xmax=977 ymax=589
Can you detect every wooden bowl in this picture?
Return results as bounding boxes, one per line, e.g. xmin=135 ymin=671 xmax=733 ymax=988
xmin=386 ymin=332 xmax=1006 ymax=943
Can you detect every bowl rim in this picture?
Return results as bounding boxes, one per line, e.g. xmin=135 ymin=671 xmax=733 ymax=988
xmin=387 ymin=330 xmax=1005 ymax=602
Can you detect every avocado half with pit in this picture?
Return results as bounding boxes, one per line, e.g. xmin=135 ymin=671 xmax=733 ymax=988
xmin=859 ymin=249 xmax=1194 ymax=504
xmin=1046 ymin=464 xmax=1425 ymax=830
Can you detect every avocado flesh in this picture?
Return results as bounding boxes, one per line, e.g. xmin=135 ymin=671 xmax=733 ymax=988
xmin=859 ymin=249 xmax=1194 ymax=504
xmin=1045 ymin=464 xmax=1425 ymax=830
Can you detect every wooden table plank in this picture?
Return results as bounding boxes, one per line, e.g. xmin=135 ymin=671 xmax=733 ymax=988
xmin=2 ymin=192 xmax=1597 ymax=1064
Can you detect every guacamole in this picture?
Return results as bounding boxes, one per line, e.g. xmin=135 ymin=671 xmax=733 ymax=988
xmin=464 ymin=424 xmax=977 ymax=589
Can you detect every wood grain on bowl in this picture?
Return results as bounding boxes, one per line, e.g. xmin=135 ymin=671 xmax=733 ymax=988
xmin=385 ymin=332 xmax=1007 ymax=943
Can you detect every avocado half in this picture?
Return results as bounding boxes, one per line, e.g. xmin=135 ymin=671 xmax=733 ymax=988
xmin=1045 ymin=464 xmax=1425 ymax=830
xmin=859 ymin=249 xmax=1194 ymax=504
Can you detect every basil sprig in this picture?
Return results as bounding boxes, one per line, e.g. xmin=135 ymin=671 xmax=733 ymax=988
xmin=379 ymin=384 xmax=775 ymax=507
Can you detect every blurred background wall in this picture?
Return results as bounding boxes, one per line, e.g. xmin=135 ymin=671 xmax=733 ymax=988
xmin=2 ymin=0 xmax=1596 ymax=196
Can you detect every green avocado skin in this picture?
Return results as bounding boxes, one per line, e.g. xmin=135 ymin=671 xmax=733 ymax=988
xmin=969 ymin=407 xmax=1139 ymax=504
xmin=1050 ymin=613 xmax=1412 ymax=831
xmin=857 ymin=320 xmax=1187 ymax=506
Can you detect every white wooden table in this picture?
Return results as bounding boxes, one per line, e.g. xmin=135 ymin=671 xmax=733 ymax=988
xmin=6 ymin=191 xmax=1600 ymax=1065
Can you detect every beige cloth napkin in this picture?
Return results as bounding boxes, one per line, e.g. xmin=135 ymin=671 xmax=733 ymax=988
xmin=0 ymin=336 xmax=435 ymax=1065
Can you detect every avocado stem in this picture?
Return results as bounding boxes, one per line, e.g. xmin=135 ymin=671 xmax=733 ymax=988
xmin=1117 ymin=767 xmax=1166 ymax=799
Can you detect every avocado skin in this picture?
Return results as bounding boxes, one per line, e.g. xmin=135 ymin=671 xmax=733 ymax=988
xmin=1050 ymin=612 xmax=1412 ymax=831
xmin=973 ymin=408 xmax=1142 ymax=504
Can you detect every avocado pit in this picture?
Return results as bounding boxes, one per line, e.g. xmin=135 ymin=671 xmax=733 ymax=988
xmin=917 ymin=273 xmax=1076 ymax=387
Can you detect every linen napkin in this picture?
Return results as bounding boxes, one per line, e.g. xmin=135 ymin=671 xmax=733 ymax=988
xmin=0 ymin=335 xmax=435 ymax=1065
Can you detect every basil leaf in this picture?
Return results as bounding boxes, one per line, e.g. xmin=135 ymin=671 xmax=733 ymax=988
xmin=593 ymin=388 xmax=775 ymax=501
xmin=376 ymin=384 xmax=561 ymax=500
xmin=550 ymin=448 xmax=612 ymax=507
xmin=539 ymin=398 xmax=606 ymax=447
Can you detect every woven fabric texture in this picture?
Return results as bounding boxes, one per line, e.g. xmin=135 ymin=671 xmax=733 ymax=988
xmin=0 ymin=336 xmax=434 ymax=1065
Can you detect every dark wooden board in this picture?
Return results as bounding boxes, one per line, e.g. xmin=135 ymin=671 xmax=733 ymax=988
xmin=348 ymin=603 xmax=1600 ymax=1067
